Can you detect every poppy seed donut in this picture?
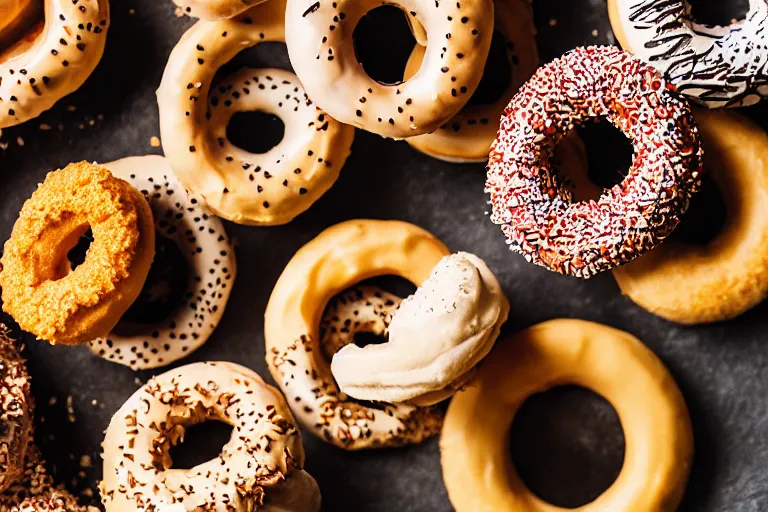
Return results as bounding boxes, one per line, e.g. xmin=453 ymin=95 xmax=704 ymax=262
xmin=88 ymin=156 xmax=236 ymax=370
xmin=0 ymin=0 xmax=110 ymax=128
xmin=486 ymin=46 xmax=703 ymax=278
xmin=608 ymin=0 xmax=768 ymax=108
xmin=172 ymin=0 xmax=265 ymax=20
xmin=285 ymin=0 xmax=494 ymax=138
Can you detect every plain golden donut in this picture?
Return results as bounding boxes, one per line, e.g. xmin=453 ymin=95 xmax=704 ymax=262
xmin=285 ymin=0 xmax=494 ymax=138
xmin=0 ymin=0 xmax=110 ymax=128
xmin=157 ymin=0 xmax=355 ymax=225
xmin=172 ymin=0 xmax=265 ymax=20
xmin=0 ymin=162 xmax=155 ymax=345
xmin=100 ymin=361 xmax=321 ymax=511
xmin=402 ymin=0 xmax=539 ymax=162
xmin=613 ymin=109 xmax=768 ymax=324
xmin=441 ymin=319 xmax=693 ymax=512
xmin=265 ymin=219 xmax=450 ymax=449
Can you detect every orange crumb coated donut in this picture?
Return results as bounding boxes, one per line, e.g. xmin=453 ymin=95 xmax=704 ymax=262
xmin=0 ymin=162 xmax=155 ymax=345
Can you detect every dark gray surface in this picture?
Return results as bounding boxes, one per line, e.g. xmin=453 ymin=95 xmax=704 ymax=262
xmin=0 ymin=0 xmax=766 ymax=510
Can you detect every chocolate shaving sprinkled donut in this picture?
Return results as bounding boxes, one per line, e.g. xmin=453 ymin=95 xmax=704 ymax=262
xmin=88 ymin=156 xmax=236 ymax=370
xmin=486 ymin=46 xmax=703 ymax=278
xmin=0 ymin=326 xmax=32 ymax=494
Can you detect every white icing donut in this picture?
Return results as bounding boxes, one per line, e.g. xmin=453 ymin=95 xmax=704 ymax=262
xmin=0 ymin=0 xmax=110 ymax=128
xmin=100 ymin=361 xmax=321 ymax=512
xmin=608 ymin=0 xmax=768 ymax=107
xmin=285 ymin=0 xmax=494 ymax=138
xmin=403 ymin=0 xmax=539 ymax=162
xmin=157 ymin=0 xmax=355 ymax=225
xmin=88 ymin=155 xmax=235 ymax=370
xmin=172 ymin=0 xmax=266 ymax=20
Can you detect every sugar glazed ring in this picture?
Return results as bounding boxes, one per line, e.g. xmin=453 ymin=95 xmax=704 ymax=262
xmin=88 ymin=156 xmax=236 ymax=369
xmin=285 ymin=0 xmax=494 ymax=138
xmin=0 ymin=0 xmax=110 ymax=128
xmin=486 ymin=46 xmax=703 ymax=278
xmin=608 ymin=0 xmax=768 ymax=108
xmin=265 ymin=219 xmax=449 ymax=449
xmin=0 ymin=162 xmax=155 ymax=345
xmin=403 ymin=0 xmax=539 ymax=162
xmin=0 ymin=327 xmax=32 ymax=494
xmin=441 ymin=319 xmax=693 ymax=511
xmin=614 ymin=110 xmax=768 ymax=324
xmin=100 ymin=361 xmax=321 ymax=511
xmin=172 ymin=0 xmax=266 ymax=20
xmin=157 ymin=0 xmax=355 ymax=225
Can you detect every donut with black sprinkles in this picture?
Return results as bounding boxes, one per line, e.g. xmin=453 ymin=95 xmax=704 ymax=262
xmin=486 ymin=46 xmax=703 ymax=278
xmin=173 ymin=0 xmax=265 ymax=20
xmin=0 ymin=326 xmax=32 ymax=494
xmin=88 ymin=156 xmax=236 ymax=370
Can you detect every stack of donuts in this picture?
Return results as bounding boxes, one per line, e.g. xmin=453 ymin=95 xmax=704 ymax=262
xmin=0 ymin=0 xmax=767 ymax=510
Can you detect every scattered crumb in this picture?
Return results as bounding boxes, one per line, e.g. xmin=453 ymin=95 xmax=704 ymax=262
xmin=80 ymin=455 xmax=92 ymax=468
xmin=16 ymin=136 xmax=24 ymax=147
xmin=39 ymin=123 xmax=52 ymax=131
xmin=48 ymin=396 xmax=57 ymax=406
xmin=592 ymin=29 xmax=599 ymax=38
xmin=150 ymin=136 xmax=161 ymax=147
xmin=66 ymin=105 xmax=77 ymax=112
xmin=548 ymin=18 xmax=557 ymax=27
xmin=129 ymin=8 xmax=135 ymax=15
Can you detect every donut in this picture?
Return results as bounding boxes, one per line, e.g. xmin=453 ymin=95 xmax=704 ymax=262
xmin=0 ymin=326 xmax=32 ymax=494
xmin=0 ymin=0 xmax=110 ymax=128
xmin=486 ymin=46 xmax=703 ymax=278
xmin=0 ymin=162 xmax=155 ymax=345
xmin=285 ymin=0 xmax=494 ymax=138
xmin=613 ymin=109 xmax=768 ymax=324
xmin=100 ymin=361 xmax=321 ymax=511
xmin=608 ymin=0 xmax=768 ymax=108
xmin=172 ymin=0 xmax=265 ymax=20
xmin=441 ymin=319 xmax=693 ymax=511
xmin=331 ymin=252 xmax=509 ymax=406
xmin=0 ymin=0 xmax=42 ymax=50
xmin=157 ymin=0 xmax=355 ymax=225
xmin=265 ymin=219 xmax=449 ymax=449
xmin=402 ymin=0 xmax=539 ymax=162
xmin=87 ymin=156 xmax=236 ymax=369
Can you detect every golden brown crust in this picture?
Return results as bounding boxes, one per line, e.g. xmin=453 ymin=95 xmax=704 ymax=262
xmin=0 ymin=162 xmax=155 ymax=345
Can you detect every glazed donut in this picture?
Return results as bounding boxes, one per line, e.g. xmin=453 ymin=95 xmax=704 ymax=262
xmin=0 ymin=0 xmax=110 ymax=128
xmin=486 ymin=46 xmax=703 ymax=278
xmin=614 ymin=110 xmax=768 ymax=324
xmin=285 ymin=0 xmax=494 ymax=138
xmin=172 ymin=0 xmax=265 ymax=20
xmin=402 ymin=0 xmax=539 ymax=162
xmin=0 ymin=326 xmax=32 ymax=494
xmin=608 ymin=0 xmax=768 ymax=108
xmin=0 ymin=162 xmax=155 ymax=345
xmin=331 ymin=252 xmax=509 ymax=406
xmin=87 ymin=156 xmax=236 ymax=369
xmin=441 ymin=319 xmax=693 ymax=511
xmin=100 ymin=361 xmax=321 ymax=511
xmin=265 ymin=219 xmax=449 ymax=449
xmin=157 ymin=0 xmax=355 ymax=225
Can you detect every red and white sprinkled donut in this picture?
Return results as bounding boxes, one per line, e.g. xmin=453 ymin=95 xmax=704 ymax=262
xmin=0 ymin=0 xmax=110 ymax=128
xmin=88 ymin=156 xmax=236 ymax=370
xmin=0 ymin=326 xmax=32 ymax=494
xmin=285 ymin=0 xmax=494 ymax=138
xmin=486 ymin=46 xmax=703 ymax=278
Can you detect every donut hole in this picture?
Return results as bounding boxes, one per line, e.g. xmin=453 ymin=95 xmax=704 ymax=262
xmin=353 ymin=5 xmax=417 ymax=86
xmin=688 ymin=0 xmax=749 ymax=26
xmin=226 ymin=110 xmax=286 ymax=154
xmin=63 ymin=227 xmax=93 ymax=274
xmin=0 ymin=0 xmax=44 ymax=63
xmin=669 ymin=173 xmax=727 ymax=245
xmin=510 ymin=385 xmax=625 ymax=508
xmin=116 ymin=236 xmax=189 ymax=327
xmin=49 ymin=224 xmax=92 ymax=280
xmin=167 ymin=419 xmax=234 ymax=470
xmin=353 ymin=331 xmax=388 ymax=348
xmin=465 ymin=30 xmax=514 ymax=107
xmin=359 ymin=274 xmax=417 ymax=298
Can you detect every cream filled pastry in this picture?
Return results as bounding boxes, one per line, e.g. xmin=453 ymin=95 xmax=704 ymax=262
xmin=0 ymin=0 xmax=110 ymax=128
xmin=100 ymin=361 xmax=321 ymax=512
xmin=88 ymin=156 xmax=236 ymax=369
xmin=332 ymin=252 xmax=509 ymax=406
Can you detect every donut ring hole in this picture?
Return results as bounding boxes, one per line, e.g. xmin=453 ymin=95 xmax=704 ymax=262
xmin=465 ymin=30 xmax=514 ymax=107
xmin=353 ymin=5 xmax=418 ymax=86
xmin=226 ymin=110 xmax=286 ymax=154
xmin=117 ymin=235 xmax=190 ymax=327
xmin=510 ymin=385 xmax=625 ymax=508
xmin=0 ymin=0 xmax=44 ymax=61
xmin=687 ymin=0 xmax=749 ymax=26
xmin=46 ymin=221 xmax=92 ymax=281
xmin=167 ymin=419 xmax=234 ymax=470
